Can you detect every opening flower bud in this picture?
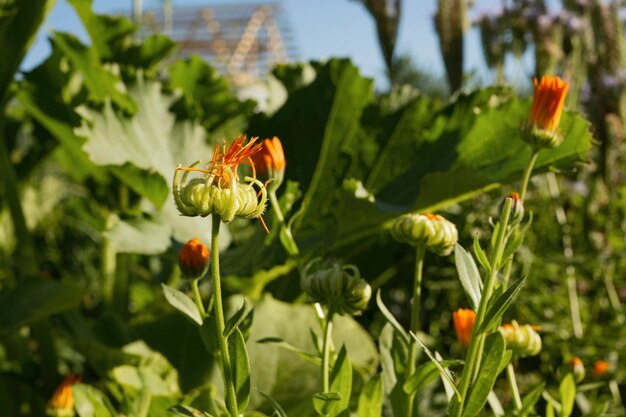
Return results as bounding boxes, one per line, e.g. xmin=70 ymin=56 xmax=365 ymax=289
xmin=520 ymin=76 xmax=569 ymax=149
xmin=453 ymin=308 xmax=476 ymax=347
xmin=178 ymin=237 xmax=209 ymax=279
xmin=391 ymin=212 xmax=458 ymax=256
xmin=301 ymin=258 xmax=372 ymax=316
xmin=560 ymin=357 xmax=585 ymax=383
xmin=503 ymin=192 xmax=524 ymax=226
xmin=499 ymin=321 xmax=542 ymax=357
xmin=47 ymin=374 xmax=79 ymax=417
xmin=251 ymin=136 xmax=286 ymax=189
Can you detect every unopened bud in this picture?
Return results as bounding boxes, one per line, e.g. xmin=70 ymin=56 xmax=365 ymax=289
xmin=301 ymin=258 xmax=371 ymax=315
xmin=503 ymin=192 xmax=524 ymax=226
xmin=391 ymin=213 xmax=458 ymax=256
xmin=564 ymin=357 xmax=586 ymax=383
xmin=592 ymin=360 xmax=610 ymax=377
xmin=453 ymin=308 xmax=476 ymax=347
xmin=178 ymin=237 xmax=209 ymax=279
xmin=499 ymin=321 xmax=542 ymax=357
xmin=47 ymin=374 xmax=79 ymax=417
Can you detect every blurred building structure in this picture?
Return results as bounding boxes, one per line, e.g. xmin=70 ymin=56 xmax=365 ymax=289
xmin=137 ymin=2 xmax=297 ymax=87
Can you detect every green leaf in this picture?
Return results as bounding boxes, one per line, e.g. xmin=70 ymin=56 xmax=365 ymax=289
xmin=559 ymin=374 xmax=576 ymax=417
xmin=0 ymin=277 xmax=83 ymax=337
xmin=313 ymin=392 xmax=341 ymax=416
xmin=328 ymin=346 xmax=352 ymax=416
xmin=478 ymin=277 xmax=527 ymax=333
xmin=224 ymin=298 xmax=253 ymax=338
xmin=409 ymin=332 xmax=461 ymax=400
xmin=0 ymin=0 xmax=56 ymax=102
xmin=473 ymin=235 xmax=490 ymax=272
xmin=105 ymin=215 xmax=170 ymax=255
xmin=462 ymin=332 xmax=506 ymax=417
xmin=519 ymin=383 xmax=546 ymax=417
xmin=376 ymin=290 xmax=409 ymax=344
xmin=357 ymin=374 xmax=383 ymax=417
xmin=256 ymin=337 xmax=320 ymax=365
xmin=51 ymin=32 xmax=136 ymax=113
xmin=403 ymin=362 xmax=441 ymax=394
xmin=229 ymin=328 xmax=251 ymax=412
xmin=161 ymin=284 xmax=203 ymax=326
xmin=109 ymin=163 xmax=169 ymax=208
xmin=454 ymin=243 xmax=483 ymax=310
xmin=73 ymin=384 xmax=117 ymax=417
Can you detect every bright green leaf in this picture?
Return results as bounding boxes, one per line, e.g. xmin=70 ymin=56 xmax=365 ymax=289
xmin=455 ymin=243 xmax=483 ymax=310
xmin=229 ymin=328 xmax=251 ymax=412
xmin=357 ymin=374 xmax=383 ymax=417
xmin=478 ymin=277 xmax=526 ymax=333
xmin=559 ymin=374 xmax=576 ymax=417
xmin=161 ymin=284 xmax=203 ymax=326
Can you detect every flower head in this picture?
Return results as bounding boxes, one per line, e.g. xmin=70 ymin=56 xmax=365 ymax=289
xmin=521 ymin=76 xmax=569 ymax=149
xmin=390 ymin=212 xmax=458 ymax=256
xmin=173 ymin=136 xmax=268 ymax=225
xmin=453 ymin=308 xmax=476 ymax=347
xmin=178 ymin=237 xmax=209 ymax=279
xmin=592 ymin=360 xmax=610 ymax=377
xmin=251 ymin=136 xmax=286 ymax=187
xmin=47 ymin=374 xmax=79 ymax=417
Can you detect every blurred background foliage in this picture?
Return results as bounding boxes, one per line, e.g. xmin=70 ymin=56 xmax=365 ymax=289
xmin=0 ymin=0 xmax=623 ymax=416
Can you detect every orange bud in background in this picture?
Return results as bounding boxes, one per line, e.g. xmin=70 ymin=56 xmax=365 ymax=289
xmin=529 ymin=76 xmax=569 ymax=132
xmin=178 ymin=237 xmax=209 ymax=279
xmin=453 ymin=308 xmax=476 ymax=347
xmin=251 ymin=136 xmax=286 ymax=186
xmin=592 ymin=360 xmax=610 ymax=377
xmin=47 ymin=374 xmax=79 ymax=417
xmin=521 ymin=75 xmax=569 ymax=149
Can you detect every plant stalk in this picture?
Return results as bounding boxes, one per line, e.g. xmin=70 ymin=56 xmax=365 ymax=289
xmin=321 ymin=308 xmax=335 ymax=393
xmin=454 ymin=198 xmax=513 ymax=417
xmin=192 ymin=277 xmax=206 ymax=318
xmin=519 ymin=151 xmax=539 ymax=202
xmin=211 ymin=215 xmax=239 ymax=417
xmin=506 ymin=363 xmax=522 ymax=411
xmin=406 ymin=242 xmax=426 ymax=417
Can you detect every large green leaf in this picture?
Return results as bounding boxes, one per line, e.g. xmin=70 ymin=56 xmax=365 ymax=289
xmin=75 ymin=75 xmax=232 ymax=250
xmin=215 ymin=295 xmax=378 ymax=417
xmin=0 ymin=277 xmax=83 ymax=337
xmin=248 ymin=61 xmax=594 ymax=256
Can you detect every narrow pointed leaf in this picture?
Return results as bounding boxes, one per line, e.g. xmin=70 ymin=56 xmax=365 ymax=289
xmin=462 ymin=332 xmax=506 ymax=417
xmin=376 ymin=290 xmax=409 ymax=344
xmin=478 ymin=277 xmax=527 ymax=333
xmin=473 ymin=235 xmax=490 ymax=271
xmin=409 ymin=332 xmax=461 ymax=400
xmin=357 ymin=375 xmax=383 ymax=417
xmin=455 ymin=243 xmax=483 ymax=310
xmin=228 ymin=328 xmax=251 ymax=412
xmin=559 ymin=374 xmax=576 ymax=417
xmin=161 ymin=284 xmax=203 ymax=326
xmin=224 ymin=298 xmax=252 ymax=338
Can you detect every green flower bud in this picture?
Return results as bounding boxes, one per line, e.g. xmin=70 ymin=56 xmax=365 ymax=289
xmin=499 ymin=321 xmax=542 ymax=357
xmin=301 ymin=258 xmax=372 ymax=316
xmin=520 ymin=123 xmax=563 ymax=149
xmin=390 ymin=212 xmax=458 ymax=256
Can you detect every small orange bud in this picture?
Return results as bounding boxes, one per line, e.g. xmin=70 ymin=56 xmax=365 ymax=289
xmin=567 ymin=357 xmax=586 ymax=382
xmin=453 ymin=308 xmax=476 ymax=347
xmin=529 ymin=76 xmax=569 ymax=132
xmin=592 ymin=360 xmax=610 ymax=377
xmin=47 ymin=374 xmax=79 ymax=417
xmin=178 ymin=237 xmax=209 ymax=279
xmin=251 ymin=136 xmax=286 ymax=183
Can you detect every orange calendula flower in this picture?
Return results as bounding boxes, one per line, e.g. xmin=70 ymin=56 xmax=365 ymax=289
xmin=521 ymin=76 xmax=569 ymax=149
xmin=592 ymin=360 xmax=610 ymax=376
xmin=453 ymin=308 xmax=476 ymax=347
xmin=178 ymin=237 xmax=209 ymax=279
xmin=47 ymin=374 xmax=79 ymax=417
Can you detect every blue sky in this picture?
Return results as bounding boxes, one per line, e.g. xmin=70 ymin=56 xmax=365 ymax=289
xmin=25 ymin=0 xmax=517 ymax=88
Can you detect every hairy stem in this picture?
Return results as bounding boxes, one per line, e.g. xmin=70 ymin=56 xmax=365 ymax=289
xmin=321 ymin=308 xmax=335 ymax=393
xmin=211 ymin=216 xmax=239 ymax=417
xmin=406 ymin=242 xmax=426 ymax=417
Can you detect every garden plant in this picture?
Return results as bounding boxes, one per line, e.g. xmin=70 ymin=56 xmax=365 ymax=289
xmin=0 ymin=1 xmax=624 ymax=417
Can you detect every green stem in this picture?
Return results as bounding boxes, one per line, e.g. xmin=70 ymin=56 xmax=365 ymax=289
xmin=321 ymin=308 xmax=335 ymax=393
xmin=506 ymin=363 xmax=522 ymax=411
xmin=519 ymin=151 xmax=539 ymax=203
xmin=210 ymin=216 xmax=239 ymax=417
xmin=566 ymin=274 xmax=583 ymax=339
xmin=454 ymin=198 xmax=513 ymax=417
xmin=0 ymin=118 xmax=37 ymax=277
xmin=269 ymin=188 xmax=299 ymax=256
xmin=406 ymin=242 xmax=426 ymax=417
xmin=269 ymin=189 xmax=285 ymax=224
xmin=192 ymin=278 xmax=206 ymax=318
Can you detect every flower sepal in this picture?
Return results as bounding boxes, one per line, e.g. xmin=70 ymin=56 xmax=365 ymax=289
xmin=520 ymin=122 xmax=564 ymax=149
